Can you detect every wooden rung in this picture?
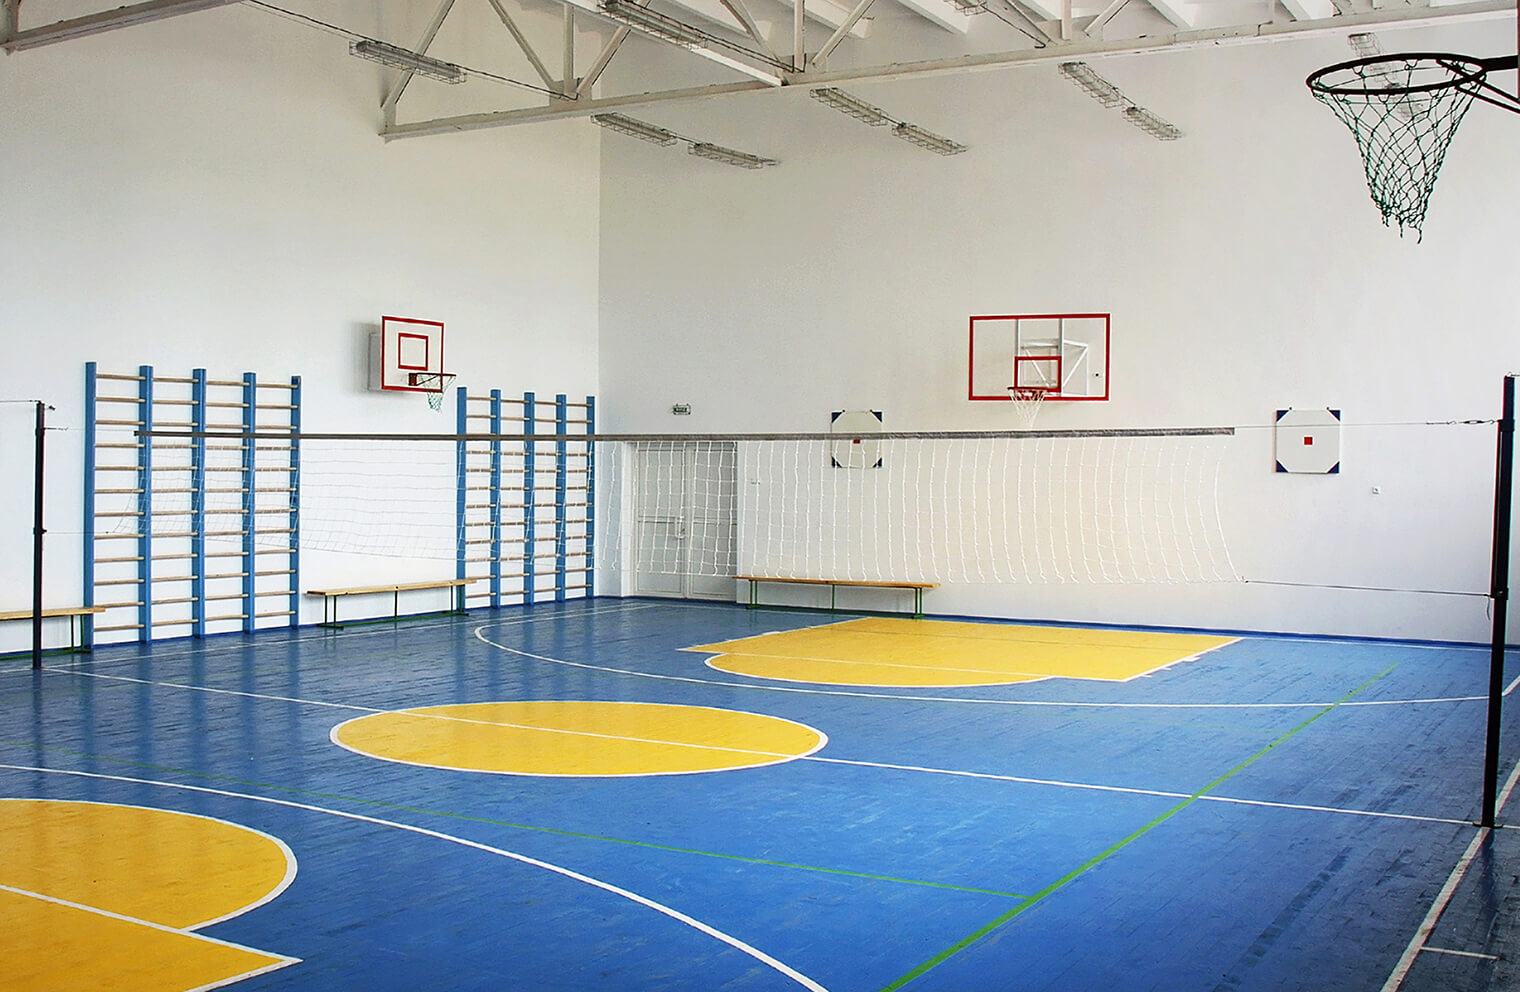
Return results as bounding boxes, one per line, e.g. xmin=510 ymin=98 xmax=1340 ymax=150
xmin=254 ymin=548 xmax=293 ymax=556
xmin=94 ymin=577 xmax=143 ymax=587
xmin=96 ymin=442 xmax=144 ymax=449
xmin=206 ymin=401 xmax=249 ymax=409
xmin=96 ymin=373 xmax=147 ymax=382
xmin=149 ymin=575 xmax=197 ymax=584
xmin=204 ymin=551 xmax=245 ymax=559
xmin=94 ymin=555 xmax=145 ymax=564
xmin=95 ymin=395 xmax=144 ymax=404
xmin=204 ymin=594 xmax=247 ymax=603
xmin=153 ymin=553 xmax=195 ymax=561
xmin=254 ymin=381 xmax=298 ymax=390
xmin=255 ymin=569 xmax=295 ymax=577
xmin=255 ymin=610 xmax=295 ymax=619
xmin=205 ymin=614 xmax=249 ymax=622
xmin=94 ymin=623 xmax=145 ymax=632
xmin=95 ymin=601 xmax=144 ymax=610
xmin=151 ymin=617 xmax=196 ymax=627
xmin=96 ymin=418 xmax=146 ymax=427
xmin=153 ymin=375 xmax=195 ymax=385
xmin=94 ymin=533 xmax=145 ymax=541
xmin=204 ymin=530 xmax=247 ymax=537
xmin=259 ymin=403 xmax=297 ymax=410
xmin=150 ymin=596 xmax=196 ymax=607
xmin=205 ymin=379 xmax=248 ymax=388
xmin=206 ymin=572 xmax=249 ymax=580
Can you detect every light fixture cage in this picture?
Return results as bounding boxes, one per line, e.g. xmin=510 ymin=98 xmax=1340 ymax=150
xmin=892 ymin=122 xmax=967 ymax=155
xmin=349 ymin=38 xmax=466 ymax=84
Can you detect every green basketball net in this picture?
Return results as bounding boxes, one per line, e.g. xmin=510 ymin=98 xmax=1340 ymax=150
xmin=1307 ymin=53 xmax=1519 ymax=239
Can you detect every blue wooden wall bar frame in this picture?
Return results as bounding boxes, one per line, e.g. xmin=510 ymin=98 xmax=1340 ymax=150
xmin=81 ymin=364 xmax=302 ymax=644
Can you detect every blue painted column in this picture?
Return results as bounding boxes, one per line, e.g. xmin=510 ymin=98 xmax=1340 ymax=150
xmin=523 ymin=391 xmax=536 ymax=604
xmin=455 ymin=385 xmax=468 ymax=589
xmin=555 ymin=394 xmax=568 ymax=602
xmin=585 ymin=395 xmax=595 ymax=599
xmin=191 ymin=369 xmax=207 ymax=639
xmin=136 ymin=365 xmax=153 ymax=642
xmin=288 ymin=375 xmax=301 ymax=628
xmin=241 ymin=373 xmax=257 ymax=634
xmin=490 ymin=389 xmax=503 ymax=608
xmin=81 ymin=363 xmax=97 ymax=648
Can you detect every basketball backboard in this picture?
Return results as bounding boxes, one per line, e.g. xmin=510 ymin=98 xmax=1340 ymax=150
xmin=968 ymin=313 xmax=1110 ymax=402
xmin=369 ymin=316 xmax=445 ymax=393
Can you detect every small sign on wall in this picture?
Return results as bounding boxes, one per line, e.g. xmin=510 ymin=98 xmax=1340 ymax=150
xmin=1275 ymin=407 xmax=1342 ymax=474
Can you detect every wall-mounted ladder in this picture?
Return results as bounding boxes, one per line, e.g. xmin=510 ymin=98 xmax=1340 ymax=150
xmin=455 ymin=390 xmax=594 ymax=608
xmin=83 ymin=363 xmax=301 ymax=645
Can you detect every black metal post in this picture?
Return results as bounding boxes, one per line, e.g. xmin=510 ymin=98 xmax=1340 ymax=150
xmin=31 ymin=400 xmax=46 ymax=670
xmin=1482 ymin=375 xmax=1516 ymax=827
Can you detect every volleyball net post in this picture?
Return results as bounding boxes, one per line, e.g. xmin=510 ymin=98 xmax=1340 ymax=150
xmin=1482 ymin=374 xmax=1516 ymax=828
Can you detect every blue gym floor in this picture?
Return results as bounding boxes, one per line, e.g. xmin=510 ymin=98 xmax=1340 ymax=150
xmin=3 ymin=599 xmax=1519 ymax=992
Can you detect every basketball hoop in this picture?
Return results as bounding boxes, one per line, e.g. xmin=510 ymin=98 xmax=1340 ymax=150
xmin=1306 ymin=53 xmax=1520 ymax=239
xmin=1007 ymin=386 xmax=1048 ymax=429
xmin=410 ymin=372 xmax=456 ymax=412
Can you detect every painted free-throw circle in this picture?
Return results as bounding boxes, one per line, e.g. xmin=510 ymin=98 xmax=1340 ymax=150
xmin=0 ymin=799 xmax=296 ymax=929
xmin=331 ymin=701 xmax=827 ymax=776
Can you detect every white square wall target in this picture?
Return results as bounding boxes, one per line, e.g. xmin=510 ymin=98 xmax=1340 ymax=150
xmin=831 ymin=410 xmax=884 ymax=469
xmin=1275 ymin=408 xmax=1342 ymax=474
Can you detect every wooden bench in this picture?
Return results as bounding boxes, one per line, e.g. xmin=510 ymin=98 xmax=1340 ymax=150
xmin=0 ymin=606 xmax=105 ymax=656
xmin=736 ymin=576 xmax=938 ymax=619
xmin=306 ymin=579 xmax=471 ymax=628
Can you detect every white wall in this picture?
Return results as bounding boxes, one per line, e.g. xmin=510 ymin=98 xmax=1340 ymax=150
xmin=597 ymin=19 xmax=1520 ymax=641
xmin=0 ymin=3 xmax=602 ymax=646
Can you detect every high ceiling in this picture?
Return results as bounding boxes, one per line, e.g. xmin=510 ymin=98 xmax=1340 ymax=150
xmin=2 ymin=0 xmax=1512 ymax=146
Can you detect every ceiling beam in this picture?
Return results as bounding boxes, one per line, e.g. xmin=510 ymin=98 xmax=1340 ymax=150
xmin=487 ymin=0 xmax=560 ymax=91
xmin=2 ymin=0 xmax=239 ymax=52
xmin=381 ymin=0 xmax=1510 ymax=138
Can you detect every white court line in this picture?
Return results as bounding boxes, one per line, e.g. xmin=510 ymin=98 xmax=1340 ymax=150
xmin=476 ymin=626 xmax=1499 ymax=711
xmin=0 ymin=881 xmax=301 ymax=981
xmin=36 ymin=665 xmax=1478 ymax=828
xmin=1380 ymin=758 xmax=1520 ymax=992
xmin=1421 ymin=947 xmax=1501 ymax=961
xmin=0 ymin=763 xmax=831 ymax=992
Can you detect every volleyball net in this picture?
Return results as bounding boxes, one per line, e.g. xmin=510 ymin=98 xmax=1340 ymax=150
xmin=101 ymin=426 xmax=1239 ymax=604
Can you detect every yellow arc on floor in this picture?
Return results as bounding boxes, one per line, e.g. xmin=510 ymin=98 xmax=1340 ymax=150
xmin=332 ymin=700 xmax=827 ymax=776
xmin=689 ymin=617 xmax=1238 ymax=687
xmin=0 ymin=799 xmax=298 ymax=991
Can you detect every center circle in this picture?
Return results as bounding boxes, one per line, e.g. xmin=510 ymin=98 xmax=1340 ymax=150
xmin=331 ymin=700 xmax=827 ymax=777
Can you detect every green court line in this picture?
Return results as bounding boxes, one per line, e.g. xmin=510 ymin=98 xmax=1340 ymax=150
xmin=877 ymin=663 xmax=1399 ymax=992
xmin=0 ymin=738 xmax=1022 ymax=900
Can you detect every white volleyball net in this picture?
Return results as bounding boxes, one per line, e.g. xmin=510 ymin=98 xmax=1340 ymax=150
xmin=596 ymin=429 xmax=1239 ymax=585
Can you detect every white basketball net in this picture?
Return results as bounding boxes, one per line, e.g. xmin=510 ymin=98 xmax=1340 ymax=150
xmin=412 ymin=373 xmax=456 ymax=412
xmin=1007 ymin=386 xmax=1048 ymax=429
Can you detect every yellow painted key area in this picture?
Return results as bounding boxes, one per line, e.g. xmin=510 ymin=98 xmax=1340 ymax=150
xmin=332 ymin=700 xmax=827 ymax=776
xmin=690 ymin=617 xmax=1238 ymax=687
xmin=0 ymin=800 xmax=298 ymax=992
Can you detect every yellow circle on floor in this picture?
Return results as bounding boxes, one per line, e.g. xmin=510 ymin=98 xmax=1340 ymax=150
xmin=331 ymin=701 xmax=827 ymax=776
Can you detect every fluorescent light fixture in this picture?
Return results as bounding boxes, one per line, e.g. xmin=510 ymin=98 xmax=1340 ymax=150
xmin=688 ymin=142 xmax=779 ymax=169
xmin=811 ymin=88 xmax=893 ymax=126
xmin=591 ymin=113 xmax=678 ymax=146
xmin=942 ymin=0 xmax=988 ymax=12
xmin=596 ymin=0 xmax=788 ymax=81
xmin=349 ymin=38 xmax=466 ymax=83
xmin=1059 ymin=62 xmax=1125 ymax=108
xmin=600 ymin=0 xmax=708 ymax=44
xmin=1123 ymin=106 xmax=1183 ymax=141
xmin=891 ymin=123 xmax=967 ymax=156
